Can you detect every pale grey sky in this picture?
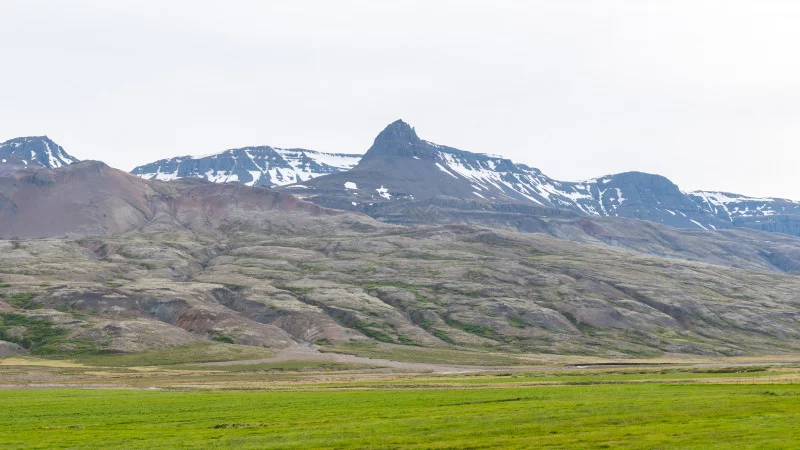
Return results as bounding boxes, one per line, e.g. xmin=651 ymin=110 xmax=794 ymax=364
xmin=2 ymin=0 xmax=799 ymax=198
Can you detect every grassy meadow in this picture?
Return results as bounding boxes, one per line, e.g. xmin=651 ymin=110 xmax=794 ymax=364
xmin=2 ymin=374 xmax=799 ymax=448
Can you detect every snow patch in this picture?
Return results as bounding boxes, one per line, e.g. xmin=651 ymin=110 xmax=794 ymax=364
xmin=614 ymin=188 xmax=626 ymax=204
xmin=375 ymin=185 xmax=391 ymax=200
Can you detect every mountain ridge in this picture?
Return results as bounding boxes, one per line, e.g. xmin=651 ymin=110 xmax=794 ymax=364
xmin=6 ymin=125 xmax=800 ymax=236
xmin=285 ymin=121 xmax=800 ymax=235
xmin=131 ymin=145 xmax=361 ymax=187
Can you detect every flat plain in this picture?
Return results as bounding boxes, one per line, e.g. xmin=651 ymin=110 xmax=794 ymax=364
xmin=2 ymin=353 xmax=799 ymax=449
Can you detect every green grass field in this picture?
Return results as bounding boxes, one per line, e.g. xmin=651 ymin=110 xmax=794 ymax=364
xmin=3 ymin=383 xmax=799 ymax=449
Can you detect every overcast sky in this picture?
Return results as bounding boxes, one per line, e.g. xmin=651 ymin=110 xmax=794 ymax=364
xmin=2 ymin=1 xmax=799 ymax=198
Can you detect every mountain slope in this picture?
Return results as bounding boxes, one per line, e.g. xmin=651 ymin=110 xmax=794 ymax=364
xmin=0 ymin=136 xmax=79 ymax=169
xmin=131 ymin=146 xmax=361 ymax=187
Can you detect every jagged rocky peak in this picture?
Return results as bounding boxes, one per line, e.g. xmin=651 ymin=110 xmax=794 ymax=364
xmin=0 ymin=136 xmax=80 ymax=169
xmin=375 ymin=119 xmax=419 ymax=143
xmin=359 ymin=119 xmax=438 ymax=163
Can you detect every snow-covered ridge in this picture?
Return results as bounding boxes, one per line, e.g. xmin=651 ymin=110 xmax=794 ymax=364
xmin=429 ymin=144 xmax=621 ymax=216
xmin=689 ymin=191 xmax=800 ymax=220
xmin=417 ymin=140 xmax=800 ymax=231
xmin=131 ymin=146 xmax=361 ymax=187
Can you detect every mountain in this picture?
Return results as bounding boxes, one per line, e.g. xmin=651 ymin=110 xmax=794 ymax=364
xmin=0 ymin=136 xmax=79 ymax=169
xmin=131 ymin=145 xmax=361 ymax=187
xmin=285 ymin=120 xmax=800 ymax=236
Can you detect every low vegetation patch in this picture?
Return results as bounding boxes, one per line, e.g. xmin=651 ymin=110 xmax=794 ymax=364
xmin=350 ymin=320 xmax=395 ymax=343
xmin=209 ymin=331 xmax=236 ymax=344
xmin=276 ymin=285 xmax=314 ymax=297
xmin=0 ymin=313 xmax=96 ymax=355
xmin=444 ymin=316 xmax=498 ymax=340
xmin=2 ymin=293 xmax=41 ymax=310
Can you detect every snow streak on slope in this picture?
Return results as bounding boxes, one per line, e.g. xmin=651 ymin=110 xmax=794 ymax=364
xmin=275 ymin=148 xmax=361 ymax=184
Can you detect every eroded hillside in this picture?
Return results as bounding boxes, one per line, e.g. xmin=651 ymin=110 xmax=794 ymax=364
xmin=2 ymin=210 xmax=799 ymax=359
